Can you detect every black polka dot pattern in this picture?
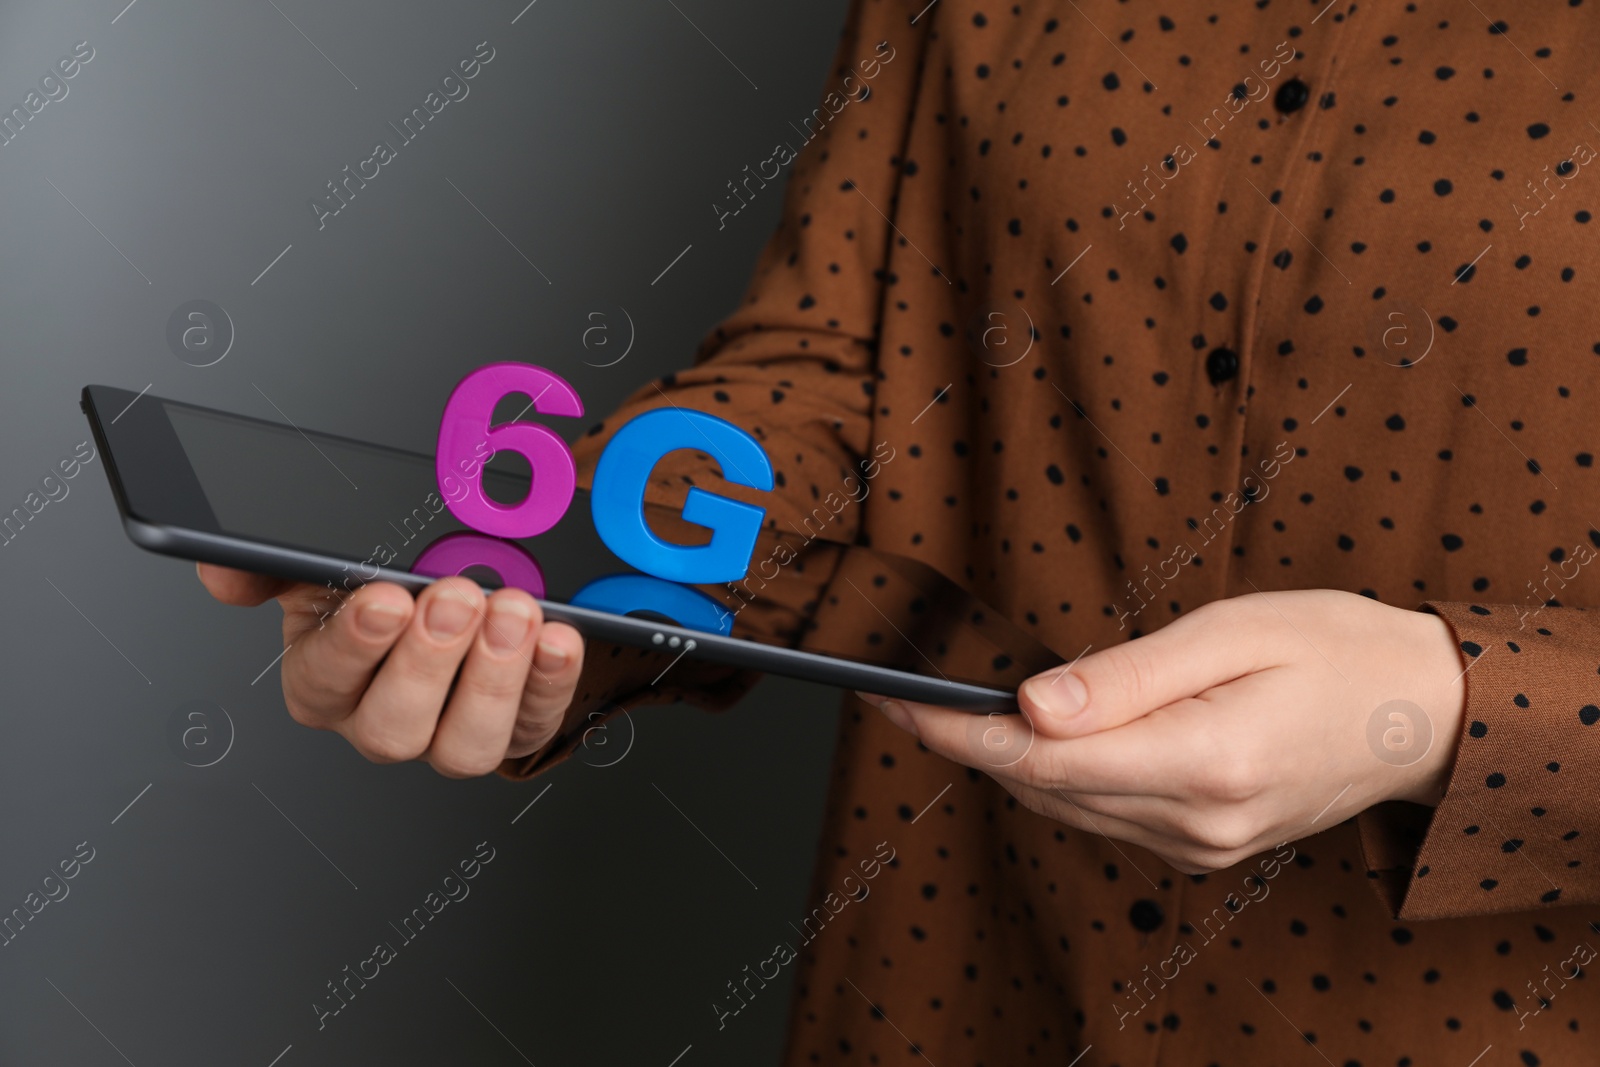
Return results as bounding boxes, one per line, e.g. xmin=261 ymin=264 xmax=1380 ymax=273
xmin=532 ymin=1 xmax=1600 ymax=1064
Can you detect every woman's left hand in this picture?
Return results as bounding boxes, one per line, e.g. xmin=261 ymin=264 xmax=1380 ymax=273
xmin=858 ymin=589 xmax=1468 ymax=875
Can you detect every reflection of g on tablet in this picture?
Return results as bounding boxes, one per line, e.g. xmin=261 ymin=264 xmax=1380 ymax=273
xmin=83 ymin=383 xmax=1064 ymax=711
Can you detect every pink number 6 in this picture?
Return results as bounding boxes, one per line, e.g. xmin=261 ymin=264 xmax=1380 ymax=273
xmin=435 ymin=362 xmax=585 ymax=538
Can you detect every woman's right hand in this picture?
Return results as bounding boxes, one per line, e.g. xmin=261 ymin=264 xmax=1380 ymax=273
xmin=197 ymin=564 xmax=587 ymax=776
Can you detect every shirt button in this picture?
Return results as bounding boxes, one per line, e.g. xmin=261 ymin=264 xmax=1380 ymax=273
xmin=1129 ymin=899 xmax=1166 ymax=933
xmin=1206 ymin=346 xmax=1240 ymax=384
xmin=1274 ymin=78 xmax=1310 ymax=114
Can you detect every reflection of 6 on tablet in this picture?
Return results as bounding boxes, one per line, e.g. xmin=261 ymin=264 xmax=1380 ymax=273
xmin=434 ymin=362 xmax=774 ymax=586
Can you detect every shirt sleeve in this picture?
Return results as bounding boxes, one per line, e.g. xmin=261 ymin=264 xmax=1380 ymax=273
xmin=498 ymin=0 xmax=932 ymax=781
xmin=1356 ymin=597 xmax=1600 ymax=919
xmin=567 ymin=0 xmax=931 ymax=542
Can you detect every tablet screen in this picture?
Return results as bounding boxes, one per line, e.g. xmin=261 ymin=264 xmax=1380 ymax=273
xmin=99 ymin=386 xmax=1062 ymax=693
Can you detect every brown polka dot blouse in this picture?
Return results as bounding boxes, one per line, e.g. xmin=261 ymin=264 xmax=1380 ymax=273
xmin=508 ymin=1 xmax=1600 ymax=1062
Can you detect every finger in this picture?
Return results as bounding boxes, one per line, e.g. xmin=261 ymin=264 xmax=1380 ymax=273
xmin=341 ymin=577 xmax=485 ymax=763
xmin=1027 ymin=788 xmax=1228 ymax=877
xmin=506 ymin=620 xmax=585 ymax=757
xmin=197 ymin=562 xmax=296 ymax=606
xmin=863 ymin=695 xmax=1188 ymax=797
xmin=1041 ymin=778 xmax=1288 ymax=873
xmin=858 ymin=694 xmax=1047 ymax=782
xmin=426 ymin=588 xmax=541 ymax=778
xmin=279 ymin=581 xmax=416 ymax=726
xmin=1013 ymin=780 xmax=1171 ymax=856
xmin=1043 ymin=785 xmax=1196 ymax=838
xmin=1018 ymin=600 xmax=1274 ymax=739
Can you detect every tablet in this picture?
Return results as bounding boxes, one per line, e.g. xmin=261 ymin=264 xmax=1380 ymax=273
xmin=82 ymin=383 xmax=1063 ymax=710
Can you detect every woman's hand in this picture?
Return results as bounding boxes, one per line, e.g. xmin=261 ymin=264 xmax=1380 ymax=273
xmin=858 ymin=590 xmax=1468 ymax=875
xmin=198 ymin=563 xmax=585 ymax=776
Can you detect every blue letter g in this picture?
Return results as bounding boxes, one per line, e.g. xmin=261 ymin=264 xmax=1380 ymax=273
xmin=590 ymin=408 xmax=773 ymax=584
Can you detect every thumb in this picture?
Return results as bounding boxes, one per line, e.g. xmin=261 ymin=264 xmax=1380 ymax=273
xmin=1020 ymin=604 xmax=1262 ymax=740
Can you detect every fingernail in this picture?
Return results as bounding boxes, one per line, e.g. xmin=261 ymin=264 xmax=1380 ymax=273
xmin=484 ymin=601 xmax=533 ymax=653
xmin=876 ymin=699 xmax=920 ymax=739
xmin=535 ymin=640 xmax=570 ymax=671
xmin=357 ymin=601 xmax=407 ymax=639
xmin=1022 ymin=670 xmax=1088 ymax=722
xmin=426 ymin=595 xmax=476 ymax=639
xmin=854 ymin=691 xmax=886 ymax=709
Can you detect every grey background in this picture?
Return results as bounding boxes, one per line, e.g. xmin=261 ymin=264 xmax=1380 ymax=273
xmin=0 ymin=0 xmax=850 ymax=1063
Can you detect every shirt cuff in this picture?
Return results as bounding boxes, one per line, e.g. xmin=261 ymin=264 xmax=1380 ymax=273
xmin=1356 ymin=600 xmax=1598 ymax=919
